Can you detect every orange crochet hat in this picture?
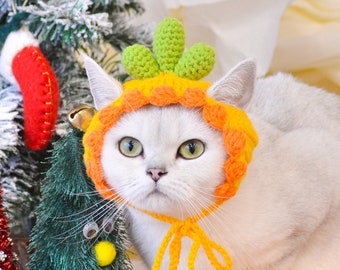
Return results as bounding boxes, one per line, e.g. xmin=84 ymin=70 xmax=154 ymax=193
xmin=83 ymin=18 xmax=258 ymax=205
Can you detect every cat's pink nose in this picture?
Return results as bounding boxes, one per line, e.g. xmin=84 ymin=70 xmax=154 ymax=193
xmin=146 ymin=168 xmax=168 ymax=182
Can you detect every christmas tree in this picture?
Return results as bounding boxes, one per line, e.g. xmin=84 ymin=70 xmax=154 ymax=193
xmin=0 ymin=0 xmax=151 ymax=268
xmin=28 ymin=127 xmax=131 ymax=270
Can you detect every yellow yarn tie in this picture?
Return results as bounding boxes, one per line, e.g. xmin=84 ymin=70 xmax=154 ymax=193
xmin=134 ymin=205 xmax=233 ymax=270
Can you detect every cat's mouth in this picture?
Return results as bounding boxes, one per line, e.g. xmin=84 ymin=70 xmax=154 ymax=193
xmin=146 ymin=187 xmax=169 ymax=199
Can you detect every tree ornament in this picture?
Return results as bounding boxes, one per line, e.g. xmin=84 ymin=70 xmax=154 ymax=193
xmin=0 ymin=13 xmax=59 ymax=151
xmin=94 ymin=240 xmax=117 ymax=267
xmin=0 ymin=184 xmax=18 ymax=270
xmin=82 ymin=222 xmax=100 ymax=239
xmin=68 ymin=104 xmax=97 ymax=132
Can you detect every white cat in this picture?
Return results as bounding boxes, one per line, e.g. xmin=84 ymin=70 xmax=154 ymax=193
xmin=84 ymin=56 xmax=340 ymax=270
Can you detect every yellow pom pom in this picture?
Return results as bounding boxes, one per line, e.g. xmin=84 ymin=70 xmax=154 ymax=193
xmin=94 ymin=240 xmax=117 ymax=267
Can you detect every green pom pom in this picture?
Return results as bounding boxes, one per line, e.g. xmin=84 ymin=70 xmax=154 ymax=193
xmin=122 ymin=44 xmax=160 ymax=79
xmin=175 ymin=43 xmax=215 ymax=80
xmin=153 ymin=18 xmax=185 ymax=73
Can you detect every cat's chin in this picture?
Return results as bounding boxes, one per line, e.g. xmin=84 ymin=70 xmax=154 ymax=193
xmin=129 ymin=190 xmax=212 ymax=219
xmin=139 ymin=191 xmax=174 ymax=210
xmin=146 ymin=189 xmax=168 ymax=199
xmin=127 ymin=189 xmax=185 ymax=216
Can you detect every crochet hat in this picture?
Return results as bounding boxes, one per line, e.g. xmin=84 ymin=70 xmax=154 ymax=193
xmin=83 ymin=18 xmax=258 ymax=204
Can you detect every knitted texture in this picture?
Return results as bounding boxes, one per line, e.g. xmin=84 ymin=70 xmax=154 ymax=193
xmin=12 ymin=46 xmax=59 ymax=150
xmin=132 ymin=204 xmax=233 ymax=270
xmin=121 ymin=18 xmax=215 ymax=80
xmin=153 ymin=18 xmax=185 ymax=72
xmin=175 ymin=43 xmax=215 ymax=80
xmin=83 ymin=17 xmax=258 ymax=270
xmin=121 ymin=45 xmax=160 ymax=79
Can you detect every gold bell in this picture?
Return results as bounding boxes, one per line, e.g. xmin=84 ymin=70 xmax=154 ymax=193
xmin=68 ymin=105 xmax=97 ymax=131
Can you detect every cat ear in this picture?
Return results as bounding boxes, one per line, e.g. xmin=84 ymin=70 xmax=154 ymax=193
xmin=83 ymin=54 xmax=123 ymax=110
xmin=207 ymin=59 xmax=256 ymax=108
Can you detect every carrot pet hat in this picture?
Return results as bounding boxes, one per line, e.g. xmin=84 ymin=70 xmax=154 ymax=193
xmin=83 ymin=18 xmax=258 ymax=270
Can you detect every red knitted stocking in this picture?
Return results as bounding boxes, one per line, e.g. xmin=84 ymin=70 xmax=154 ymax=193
xmin=0 ymin=28 xmax=59 ymax=151
xmin=12 ymin=46 xmax=59 ymax=150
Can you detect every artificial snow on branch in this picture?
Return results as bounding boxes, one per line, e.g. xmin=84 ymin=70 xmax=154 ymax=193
xmin=18 ymin=0 xmax=146 ymax=49
xmin=0 ymin=81 xmax=21 ymax=158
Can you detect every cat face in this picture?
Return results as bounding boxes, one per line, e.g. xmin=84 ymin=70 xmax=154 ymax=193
xmin=101 ymin=105 xmax=227 ymax=216
xmin=83 ymin=55 xmax=257 ymax=215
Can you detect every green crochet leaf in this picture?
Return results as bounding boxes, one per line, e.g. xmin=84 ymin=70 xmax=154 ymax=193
xmin=153 ymin=18 xmax=185 ymax=73
xmin=121 ymin=44 xmax=160 ymax=80
xmin=121 ymin=18 xmax=216 ymax=81
xmin=175 ymin=43 xmax=215 ymax=80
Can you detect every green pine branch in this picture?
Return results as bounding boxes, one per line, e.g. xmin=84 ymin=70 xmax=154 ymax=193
xmin=0 ymin=80 xmax=41 ymax=236
xmin=17 ymin=0 xmax=147 ymax=49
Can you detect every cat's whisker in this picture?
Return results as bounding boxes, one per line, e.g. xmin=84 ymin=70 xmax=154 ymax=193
xmin=160 ymin=180 xmax=219 ymax=222
xmin=55 ymin=196 xmax=114 ymax=222
xmin=174 ymin=199 xmax=186 ymax=220
xmin=114 ymin=181 xmax=145 ymax=206
xmin=66 ymin=189 xmax=104 ymax=196
xmin=172 ymin=185 xmax=209 ymax=220
xmin=54 ymin=204 xmax=128 ymax=252
xmin=188 ymin=192 xmax=220 ymax=228
xmin=184 ymin=187 xmax=241 ymax=237
xmin=83 ymin=209 xmax=128 ymax=253
xmin=50 ymin=188 xmax=126 ymax=243
xmin=191 ymin=181 xmax=240 ymax=202
xmin=52 ymin=208 xmax=112 ymax=241
xmin=37 ymin=185 xmax=120 ymax=225
xmin=184 ymin=197 xmax=225 ymax=239
xmin=174 ymin=188 xmax=229 ymax=229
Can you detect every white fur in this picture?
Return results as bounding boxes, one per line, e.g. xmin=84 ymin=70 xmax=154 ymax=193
xmin=101 ymin=106 xmax=227 ymax=217
xmin=207 ymin=59 xmax=256 ymax=108
xmin=247 ymin=72 xmax=340 ymax=138
xmin=83 ymin=54 xmax=123 ymax=110
xmin=0 ymin=27 xmax=39 ymax=84
xmin=85 ymin=57 xmax=340 ymax=269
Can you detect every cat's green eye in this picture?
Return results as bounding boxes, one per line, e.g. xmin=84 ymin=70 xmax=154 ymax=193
xmin=178 ymin=139 xmax=205 ymax=159
xmin=119 ymin=137 xmax=143 ymax=157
